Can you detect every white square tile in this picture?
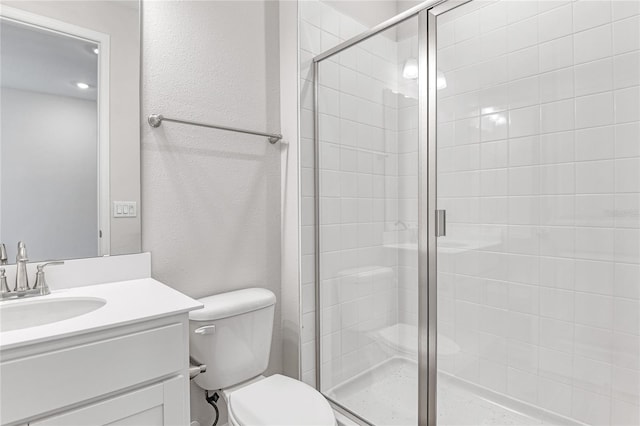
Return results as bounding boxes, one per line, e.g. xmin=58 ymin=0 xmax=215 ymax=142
xmin=611 ymin=398 xmax=640 ymax=426
xmin=575 ymin=58 xmax=614 ymax=97
xmin=509 ymin=166 xmax=540 ymax=195
xmin=576 ymin=160 xmax=615 ymax=193
xmin=540 ymin=163 xmax=575 ymax=195
xmin=575 ymin=227 xmax=615 ymax=262
xmin=615 ymin=158 xmax=640 ymax=192
xmin=509 ymin=136 xmax=540 ymax=167
xmin=573 ymin=355 xmax=613 ymax=396
xmin=507 ymin=16 xmax=538 ymax=52
xmin=480 ymin=1 xmax=507 ymax=33
xmin=615 ymin=193 xmax=640 ymax=229
xmin=509 ymin=196 xmax=540 ymax=225
xmin=539 ymin=68 xmax=574 ymax=103
xmin=538 ymin=377 xmax=572 ymax=417
xmin=506 ymin=0 xmax=538 ymax=24
xmin=540 ymin=257 xmax=575 ymax=290
xmin=509 ymin=106 xmax=540 ymax=138
xmin=538 ymin=3 xmax=572 ymax=43
xmin=480 ymin=113 xmax=508 ymax=142
xmin=575 ymin=292 xmax=613 ymax=329
xmin=613 ymin=298 xmax=640 ymax=335
xmin=575 ymin=259 xmax=615 ymax=295
xmin=454 ymin=9 xmax=480 ymax=43
xmin=612 ymin=365 xmax=640 ymax=405
xmin=540 ymin=287 xmax=574 ymax=321
xmin=613 ymin=16 xmax=640 ymax=54
xmin=575 ymin=194 xmax=615 ymax=227
xmin=613 ymin=1 xmax=640 ymax=20
xmin=540 ymin=317 xmax=574 ymax=353
xmin=573 ymin=0 xmax=612 ymax=32
xmin=614 ymin=86 xmax=640 ymax=124
xmin=480 ymin=140 xmax=508 ymax=169
xmin=615 ymin=228 xmax=640 ymax=263
xmin=540 ymin=195 xmax=574 ymax=226
xmin=574 ymin=24 xmax=613 ymax=65
xmin=614 ymin=51 xmax=640 ymax=89
xmin=480 ymin=84 xmax=509 ymax=114
xmin=613 ymin=329 xmax=640 ymax=369
xmin=508 ymin=46 xmax=539 ymax=80
xmin=508 ymin=76 xmax=539 ymax=109
xmin=479 ymin=56 xmax=509 ymax=88
xmin=507 ymin=367 xmax=538 ymax=404
xmin=575 ymin=92 xmax=614 ymax=129
xmin=571 ymin=387 xmax=612 ymax=425
xmin=508 ymin=340 xmax=539 ymax=373
xmin=480 ymin=27 xmax=508 ymax=60
xmin=575 ymin=125 xmax=615 ymax=161
xmin=540 ymin=35 xmax=574 ymax=72
xmin=574 ymin=324 xmax=613 ymax=363
xmin=541 ymin=99 xmax=575 ymax=133
xmin=539 ymin=347 xmax=573 ymax=385
xmin=539 ymin=131 xmax=574 ymax=164
xmin=615 ymin=122 xmax=640 ymax=158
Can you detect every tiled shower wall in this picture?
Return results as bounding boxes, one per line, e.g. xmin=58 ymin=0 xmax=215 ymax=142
xmin=299 ymin=0 xmax=420 ymax=390
xmin=436 ymin=1 xmax=639 ymax=424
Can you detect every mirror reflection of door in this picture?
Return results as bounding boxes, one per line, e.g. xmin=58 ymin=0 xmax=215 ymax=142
xmin=0 ymin=17 xmax=105 ymax=262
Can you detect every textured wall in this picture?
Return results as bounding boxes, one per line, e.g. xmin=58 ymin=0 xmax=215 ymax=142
xmin=141 ymin=1 xmax=281 ymax=425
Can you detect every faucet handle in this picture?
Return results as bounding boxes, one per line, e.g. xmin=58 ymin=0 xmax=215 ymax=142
xmin=33 ymin=261 xmax=64 ymax=295
xmin=0 ymin=244 xmax=7 ymax=265
xmin=0 ymin=268 xmax=9 ymax=295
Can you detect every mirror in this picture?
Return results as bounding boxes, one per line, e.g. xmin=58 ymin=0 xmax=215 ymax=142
xmin=0 ymin=2 xmax=141 ymax=263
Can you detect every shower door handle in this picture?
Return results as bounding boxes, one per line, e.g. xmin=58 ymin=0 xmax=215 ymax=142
xmin=436 ymin=210 xmax=446 ymax=237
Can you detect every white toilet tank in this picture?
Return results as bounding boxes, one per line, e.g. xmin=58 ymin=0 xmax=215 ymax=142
xmin=189 ymin=288 xmax=276 ymax=391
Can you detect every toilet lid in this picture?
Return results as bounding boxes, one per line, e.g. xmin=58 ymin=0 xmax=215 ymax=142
xmin=228 ymin=374 xmax=335 ymax=426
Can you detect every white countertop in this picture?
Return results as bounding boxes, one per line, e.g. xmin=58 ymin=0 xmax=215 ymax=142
xmin=0 ymin=278 xmax=203 ymax=351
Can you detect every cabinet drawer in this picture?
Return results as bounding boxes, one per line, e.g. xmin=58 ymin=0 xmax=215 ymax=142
xmin=1 ymin=323 xmax=183 ymax=424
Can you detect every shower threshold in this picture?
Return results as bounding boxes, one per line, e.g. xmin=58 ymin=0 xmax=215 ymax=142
xmin=326 ymin=356 xmax=580 ymax=426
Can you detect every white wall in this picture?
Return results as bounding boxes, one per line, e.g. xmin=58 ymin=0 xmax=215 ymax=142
xmin=1 ymin=88 xmax=98 ymax=261
xmin=141 ymin=1 xmax=281 ymax=425
xmin=2 ymin=0 xmax=141 ymax=256
xmin=436 ymin=1 xmax=640 ymax=424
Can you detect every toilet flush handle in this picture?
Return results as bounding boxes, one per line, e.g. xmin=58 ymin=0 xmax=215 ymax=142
xmin=194 ymin=325 xmax=216 ymax=335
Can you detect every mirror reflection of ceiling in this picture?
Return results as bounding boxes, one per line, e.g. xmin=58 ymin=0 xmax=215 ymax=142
xmin=0 ymin=19 xmax=98 ymax=101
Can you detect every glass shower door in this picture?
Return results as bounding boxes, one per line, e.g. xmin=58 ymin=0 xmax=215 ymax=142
xmin=434 ymin=1 xmax=640 ymax=425
xmin=315 ymin=16 xmax=421 ymax=426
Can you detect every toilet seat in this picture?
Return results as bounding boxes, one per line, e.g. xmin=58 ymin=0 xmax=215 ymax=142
xmin=226 ymin=374 xmax=335 ymax=426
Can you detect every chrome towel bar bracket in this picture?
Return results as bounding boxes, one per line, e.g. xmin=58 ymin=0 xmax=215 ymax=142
xmin=148 ymin=114 xmax=282 ymax=144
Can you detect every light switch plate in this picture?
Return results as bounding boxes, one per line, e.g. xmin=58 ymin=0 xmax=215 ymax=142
xmin=113 ymin=201 xmax=137 ymax=218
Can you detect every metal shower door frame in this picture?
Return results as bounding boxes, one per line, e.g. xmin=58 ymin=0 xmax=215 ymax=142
xmin=312 ymin=1 xmax=472 ymax=424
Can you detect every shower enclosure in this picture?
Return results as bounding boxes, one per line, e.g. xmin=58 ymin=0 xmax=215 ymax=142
xmin=308 ymin=0 xmax=639 ymax=424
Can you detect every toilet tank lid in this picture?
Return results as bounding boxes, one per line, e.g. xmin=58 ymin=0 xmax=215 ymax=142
xmin=190 ymin=288 xmax=276 ymax=321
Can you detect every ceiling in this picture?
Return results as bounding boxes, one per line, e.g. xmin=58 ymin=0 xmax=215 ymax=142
xmin=1 ymin=18 xmax=98 ymax=101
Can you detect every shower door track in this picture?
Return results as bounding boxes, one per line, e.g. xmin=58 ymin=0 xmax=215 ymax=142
xmin=312 ymin=1 xmax=472 ymax=425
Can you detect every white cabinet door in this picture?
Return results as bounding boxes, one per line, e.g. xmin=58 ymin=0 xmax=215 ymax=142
xmin=31 ymin=376 xmax=186 ymax=426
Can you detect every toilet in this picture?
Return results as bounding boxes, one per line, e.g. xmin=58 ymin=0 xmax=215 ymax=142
xmin=189 ymin=288 xmax=336 ymax=426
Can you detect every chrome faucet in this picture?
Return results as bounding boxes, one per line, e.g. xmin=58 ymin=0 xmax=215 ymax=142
xmin=0 ymin=242 xmax=65 ymax=300
xmin=15 ymin=241 xmax=29 ymax=292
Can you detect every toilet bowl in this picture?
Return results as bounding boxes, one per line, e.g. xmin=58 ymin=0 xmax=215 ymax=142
xmin=189 ymin=288 xmax=335 ymax=426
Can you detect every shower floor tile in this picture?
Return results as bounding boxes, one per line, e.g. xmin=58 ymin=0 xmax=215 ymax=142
xmin=328 ymin=357 xmax=562 ymax=426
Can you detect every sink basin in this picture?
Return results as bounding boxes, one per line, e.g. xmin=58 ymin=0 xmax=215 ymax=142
xmin=0 ymin=297 xmax=106 ymax=332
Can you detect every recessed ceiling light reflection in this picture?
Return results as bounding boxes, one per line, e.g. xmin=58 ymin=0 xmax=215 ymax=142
xmin=76 ymin=82 xmax=90 ymax=90
xmin=93 ymin=47 xmax=99 ymax=55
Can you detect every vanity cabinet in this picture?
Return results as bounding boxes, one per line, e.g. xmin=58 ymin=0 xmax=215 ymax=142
xmin=31 ymin=376 xmax=182 ymax=426
xmin=1 ymin=314 xmax=193 ymax=426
